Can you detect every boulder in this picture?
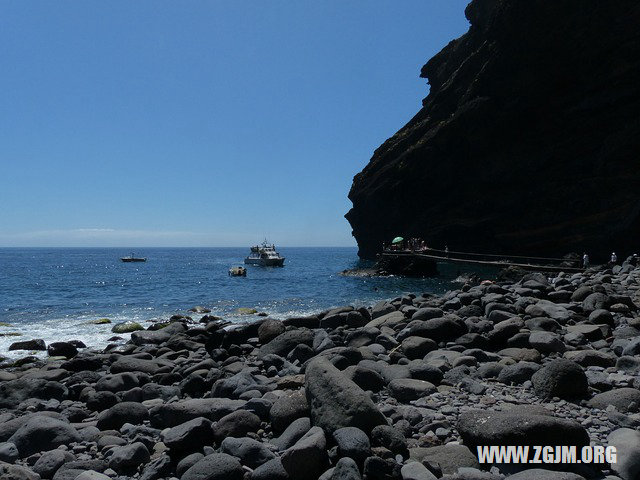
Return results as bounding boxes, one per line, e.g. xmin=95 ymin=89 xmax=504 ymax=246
xmin=497 ymin=362 xmax=540 ymax=385
xmin=108 ymin=442 xmax=150 ymax=472
xmin=270 ymin=389 xmax=309 ymax=434
xmin=582 ymin=293 xmax=610 ymax=313
xmin=409 ymin=444 xmax=479 ymax=475
xmin=330 ymin=457 xmax=362 ymax=480
xmin=563 ymin=350 xmax=616 ymax=368
xmin=96 ymin=402 xmax=148 ymax=430
xmin=181 ymin=453 xmax=244 ymax=480
xmin=332 ymin=427 xmax=370 ymax=467
xmin=388 ymin=378 xmax=436 ymax=401
xmin=406 ymin=316 xmax=467 ymax=342
xmin=8 ymin=416 xmax=80 ymax=457
xmin=528 ymin=331 xmax=565 ymax=354
xmin=8 ymin=339 xmax=46 ymax=351
xmin=111 ymin=321 xmax=144 ymax=333
xmin=281 ymin=426 xmax=329 ymax=480
xmin=487 ymin=317 xmax=524 ymax=344
xmin=0 ymin=443 xmax=18 ymax=463
xmin=371 ymin=425 xmax=408 ymax=456
xmin=363 ymin=456 xmax=401 ymax=480
xmin=32 ymin=449 xmax=75 ymax=478
xmin=531 ymin=359 xmax=588 ymax=400
xmin=213 ymin=410 xmax=260 ymax=443
xmin=162 ymin=417 xmax=213 ymax=453
xmin=220 ymin=437 xmax=276 ymax=468
xmin=47 ymin=341 xmax=78 ymax=358
xmin=272 ymin=417 xmax=311 ymax=451
xmin=400 ymin=461 xmax=437 ymax=480
xmin=588 ymin=388 xmax=640 ymax=413
xmin=401 ymin=336 xmax=437 ymax=360
xmin=525 ymin=300 xmax=571 ymax=322
xmin=149 ymin=398 xmax=245 ymax=428
xmin=258 ymin=319 xmax=286 ymax=344
xmin=212 ymin=370 xmax=271 ymax=398
xmin=457 ymin=407 xmax=589 ymax=449
xmin=251 ymin=458 xmax=290 ymax=480
xmin=139 ymin=455 xmax=172 ymax=480
xmin=344 ymin=365 xmax=386 ymax=392
xmin=110 ymin=357 xmax=162 ymax=375
xmin=95 ymin=372 xmax=139 ymax=393
xmin=0 ymin=462 xmax=40 ymax=480
xmin=407 ymin=361 xmax=443 ymax=384
xmin=259 ymin=329 xmax=314 ymax=358
xmin=608 ymin=428 xmax=640 ymax=480
xmin=305 ymin=357 xmax=386 ymax=434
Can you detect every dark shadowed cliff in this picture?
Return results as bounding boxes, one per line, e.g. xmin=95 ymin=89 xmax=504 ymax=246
xmin=346 ymin=0 xmax=640 ymax=260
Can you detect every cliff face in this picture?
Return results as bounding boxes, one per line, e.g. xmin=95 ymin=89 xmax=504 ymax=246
xmin=346 ymin=0 xmax=640 ymax=260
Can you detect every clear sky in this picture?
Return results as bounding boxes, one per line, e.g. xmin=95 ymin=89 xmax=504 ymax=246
xmin=0 ymin=1 xmax=470 ymax=247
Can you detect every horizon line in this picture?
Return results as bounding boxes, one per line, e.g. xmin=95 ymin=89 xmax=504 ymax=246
xmin=0 ymin=245 xmax=359 ymax=249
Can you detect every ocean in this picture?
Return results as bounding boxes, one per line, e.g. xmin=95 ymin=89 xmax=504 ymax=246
xmin=0 ymin=247 xmax=455 ymax=358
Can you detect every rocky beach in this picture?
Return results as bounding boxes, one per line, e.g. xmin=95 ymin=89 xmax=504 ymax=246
xmin=1 ymin=256 xmax=640 ymax=480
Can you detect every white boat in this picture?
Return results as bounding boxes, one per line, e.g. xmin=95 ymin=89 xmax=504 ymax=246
xmin=244 ymin=240 xmax=285 ymax=267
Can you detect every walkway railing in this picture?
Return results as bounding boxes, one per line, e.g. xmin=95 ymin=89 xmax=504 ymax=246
xmin=382 ymin=246 xmax=583 ymax=271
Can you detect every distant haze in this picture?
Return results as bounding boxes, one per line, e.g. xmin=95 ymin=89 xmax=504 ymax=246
xmin=0 ymin=1 xmax=470 ymax=247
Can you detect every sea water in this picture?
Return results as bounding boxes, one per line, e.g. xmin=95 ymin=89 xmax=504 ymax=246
xmin=0 ymin=247 xmax=454 ymax=358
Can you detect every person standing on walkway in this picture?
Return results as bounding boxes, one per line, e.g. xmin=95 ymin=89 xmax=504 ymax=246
xmin=611 ymin=252 xmax=618 ymax=264
xmin=583 ymin=252 xmax=590 ymax=268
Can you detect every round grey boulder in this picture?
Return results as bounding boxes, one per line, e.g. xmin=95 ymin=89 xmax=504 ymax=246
xmin=531 ymin=359 xmax=588 ymax=400
xmin=181 ymin=453 xmax=244 ymax=480
xmin=96 ymin=402 xmax=148 ymax=430
xmin=588 ymin=388 xmax=640 ymax=413
xmin=8 ymin=416 xmax=80 ymax=457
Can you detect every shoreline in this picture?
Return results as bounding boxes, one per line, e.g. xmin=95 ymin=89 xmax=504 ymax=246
xmin=1 ymin=257 xmax=639 ymax=479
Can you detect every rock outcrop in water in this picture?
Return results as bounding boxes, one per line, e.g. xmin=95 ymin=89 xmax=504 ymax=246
xmin=346 ymin=0 xmax=640 ymax=260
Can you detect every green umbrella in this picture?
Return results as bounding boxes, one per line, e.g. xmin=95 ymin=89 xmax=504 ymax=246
xmin=391 ymin=236 xmax=404 ymax=244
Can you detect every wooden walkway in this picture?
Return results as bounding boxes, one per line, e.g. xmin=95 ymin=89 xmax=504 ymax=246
xmin=382 ymin=248 xmax=585 ymax=274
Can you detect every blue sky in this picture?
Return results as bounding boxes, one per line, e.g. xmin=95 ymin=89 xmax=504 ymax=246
xmin=0 ymin=1 xmax=470 ymax=247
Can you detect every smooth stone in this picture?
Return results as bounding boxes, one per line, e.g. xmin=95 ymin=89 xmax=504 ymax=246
xmin=457 ymin=407 xmax=589 ymax=449
xmin=148 ymin=398 xmax=245 ymax=428
xmin=305 ymin=357 xmax=385 ymax=434
xmin=251 ymin=458 xmax=290 ymax=480
xmin=388 ymin=378 xmax=436 ymax=401
xmin=608 ymin=428 xmax=640 ymax=480
xmin=332 ymin=426 xmax=370 ymax=467
xmin=181 ymin=453 xmax=244 ymax=480
xmin=220 ymin=437 xmax=276 ymax=469
xmin=96 ymin=402 xmax=149 ymax=430
xmin=409 ymin=444 xmax=478 ymax=475
xmin=281 ymin=426 xmax=329 ymax=480
xmin=588 ymin=388 xmax=640 ymax=413
xmin=33 ymin=448 xmax=75 ymax=478
xmin=271 ymin=417 xmax=311 ymax=451
xmin=330 ymin=457 xmax=362 ymax=480
xmin=75 ymin=471 xmax=112 ymax=480
xmin=531 ymin=359 xmax=588 ymax=400
xmin=8 ymin=416 xmax=80 ymax=458
xmin=162 ymin=417 xmax=213 ymax=453
xmin=107 ymin=442 xmax=150 ymax=472
xmin=400 ymin=461 xmax=437 ymax=480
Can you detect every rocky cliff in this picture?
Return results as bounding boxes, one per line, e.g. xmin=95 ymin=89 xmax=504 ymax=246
xmin=346 ymin=0 xmax=640 ymax=260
